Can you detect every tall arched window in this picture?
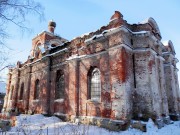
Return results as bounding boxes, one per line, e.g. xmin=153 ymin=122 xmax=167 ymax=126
xmin=19 ymin=83 xmax=24 ymax=100
xmin=34 ymin=79 xmax=40 ymax=100
xmin=88 ymin=68 xmax=101 ymax=101
xmin=10 ymin=85 xmax=14 ymax=100
xmin=55 ymin=70 xmax=65 ymax=99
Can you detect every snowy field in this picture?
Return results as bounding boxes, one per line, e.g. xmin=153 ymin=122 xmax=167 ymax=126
xmin=1 ymin=114 xmax=180 ymax=135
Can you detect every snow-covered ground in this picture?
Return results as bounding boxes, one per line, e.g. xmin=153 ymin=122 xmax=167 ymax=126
xmin=2 ymin=114 xmax=180 ymax=135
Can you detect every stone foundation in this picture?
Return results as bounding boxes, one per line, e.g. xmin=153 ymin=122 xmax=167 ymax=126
xmin=77 ymin=116 xmax=130 ymax=131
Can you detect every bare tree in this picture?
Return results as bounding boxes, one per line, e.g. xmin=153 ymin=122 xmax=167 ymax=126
xmin=0 ymin=0 xmax=44 ymax=37
xmin=0 ymin=0 xmax=44 ymax=73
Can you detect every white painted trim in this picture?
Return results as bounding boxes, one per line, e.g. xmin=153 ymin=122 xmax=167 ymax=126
xmin=157 ymin=56 xmax=165 ymax=61
xmin=32 ymin=99 xmax=39 ymax=102
xmin=54 ymin=98 xmax=64 ymax=103
xmin=81 ymin=44 xmax=132 ymax=60
xmin=109 ymin=43 xmax=133 ymax=51
xmin=162 ymin=52 xmax=174 ymax=57
xmin=64 ymin=43 xmax=132 ymax=62
xmin=133 ymin=48 xmax=157 ymax=55
xmin=42 ymin=48 xmax=68 ymax=58
xmin=104 ymin=26 xmax=130 ymax=36
xmin=163 ymin=63 xmax=175 ymax=68
xmin=51 ymin=61 xmax=67 ymax=69
xmin=86 ymin=99 xmax=102 ymax=104
xmin=18 ymin=100 xmax=23 ymax=102
xmin=21 ymin=48 xmax=69 ymax=69
xmin=84 ymin=25 xmax=153 ymax=45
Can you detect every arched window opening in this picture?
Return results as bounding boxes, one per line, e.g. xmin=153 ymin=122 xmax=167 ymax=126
xmin=55 ymin=70 xmax=65 ymax=99
xmin=34 ymin=79 xmax=40 ymax=100
xmin=19 ymin=83 xmax=24 ymax=100
xmin=34 ymin=43 xmax=41 ymax=58
xmin=88 ymin=68 xmax=101 ymax=101
xmin=34 ymin=47 xmax=40 ymax=58
xmin=10 ymin=85 xmax=14 ymax=100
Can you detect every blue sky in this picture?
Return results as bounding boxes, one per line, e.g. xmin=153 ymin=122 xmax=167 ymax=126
xmin=1 ymin=0 xmax=180 ymax=83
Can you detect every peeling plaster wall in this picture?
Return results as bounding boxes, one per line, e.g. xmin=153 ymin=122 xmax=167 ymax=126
xmin=78 ymin=52 xmax=111 ymax=118
xmin=174 ymin=69 xmax=180 ymax=112
xmin=16 ymin=67 xmax=30 ymax=113
xmin=7 ymin=69 xmax=19 ymax=111
xmin=156 ymin=56 xmax=169 ymax=116
xmin=132 ymin=32 xmax=169 ymax=119
xmin=164 ymin=65 xmax=179 ymax=114
xmin=3 ymin=71 xmax=12 ymax=111
xmin=28 ymin=59 xmax=49 ymax=114
xmin=109 ymin=46 xmax=134 ymax=120
xmin=133 ymin=49 xmax=154 ymax=118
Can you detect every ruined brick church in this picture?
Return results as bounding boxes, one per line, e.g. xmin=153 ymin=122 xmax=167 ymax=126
xmin=2 ymin=11 xmax=180 ymax=129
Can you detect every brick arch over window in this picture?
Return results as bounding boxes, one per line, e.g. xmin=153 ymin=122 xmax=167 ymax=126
xmin=19 ymin=83 xmax=24 ymax=100
xmin=55 ymin=70 xmax=65 ymax=99
xmin=88 ymin=67 xmax=101 ymax=101
xmin=34 ymin=79 xmax=40 ymax=100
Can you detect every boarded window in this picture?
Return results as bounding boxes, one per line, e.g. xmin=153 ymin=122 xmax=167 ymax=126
xmin=34 ymin=79 xmax=40 ymax=100
xmin=19 ymin=83 xmax=24 ymax=100
xmin=55 ymin=70 xmax=65 ymax=99
xmin=88 ymin=68 xmax=101 ymax=101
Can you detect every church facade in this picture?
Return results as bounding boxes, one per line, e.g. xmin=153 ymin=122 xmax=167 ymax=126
xmin=2 ymin=11 xmax=180 ymax=129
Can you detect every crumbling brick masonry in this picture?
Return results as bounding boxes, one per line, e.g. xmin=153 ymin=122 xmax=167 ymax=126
xmin=2 ymin=11 xmax=180 ymax=130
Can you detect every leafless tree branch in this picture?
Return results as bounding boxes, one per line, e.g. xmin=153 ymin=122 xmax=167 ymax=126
xmin=0 ymin=0 xmax=44 ymax=74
